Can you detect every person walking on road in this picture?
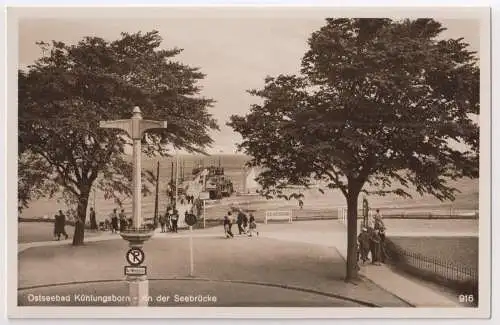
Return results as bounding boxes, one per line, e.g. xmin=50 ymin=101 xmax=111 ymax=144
xmin=89 ymin=207 xmax=98 ymax=231
xmin=242 ymin=212 xmax=249 ymax=234
xmin=247 ymin=213 xmax=259 ymax=237
xmin=110 ymin=209 xmax=119 ymax=233
xmin=54 ymin=210 xmax=69 ymax=240
xmin=171 ymin=209 xmax=179 ymax=233
xmin=159 ymin=213 xmax=167 ymax=233
xmin=223 ymin=213 xmax=234 ymax=238
xmin=236 ymin=210 xmax=245 ymax=235
xmin=119 ymin=209 xmax=127 ymax=232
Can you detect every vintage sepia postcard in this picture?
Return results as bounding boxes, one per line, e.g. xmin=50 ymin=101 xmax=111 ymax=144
xmin=6 ymin=4 xmax=491 ymax=319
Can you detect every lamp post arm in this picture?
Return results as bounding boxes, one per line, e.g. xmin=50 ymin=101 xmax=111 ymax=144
xmin=99 ymin=120 xmax=133 ymax=138
xmin=140 ymin=120 xmax=168 ymax=138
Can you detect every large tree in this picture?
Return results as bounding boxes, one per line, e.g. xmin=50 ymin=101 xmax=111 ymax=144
xmin=228 ymin=18 xmax=479 ymax=281
xmin=19 ymin=31 xmax=218 ymax=245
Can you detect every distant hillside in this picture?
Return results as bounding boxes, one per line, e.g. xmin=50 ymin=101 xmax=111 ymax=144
xmin=19 ymin=154 xmax=479 ymax=221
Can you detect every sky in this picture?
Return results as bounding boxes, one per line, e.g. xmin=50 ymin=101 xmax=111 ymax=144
xmin=18 ymin=15 xmax=481 ymax=154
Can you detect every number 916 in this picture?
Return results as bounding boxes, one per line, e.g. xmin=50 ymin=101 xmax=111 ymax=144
xmin=459 ymin=294 xmax=475 ymax=303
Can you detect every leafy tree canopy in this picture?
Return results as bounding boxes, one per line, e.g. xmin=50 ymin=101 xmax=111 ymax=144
xmin=228 ymin=18 xmax=479 ymax=279
xmin=19 ymin=30 xmax=219 ymax=243
xmin=230 ymin=18 xmax=478 ymax=202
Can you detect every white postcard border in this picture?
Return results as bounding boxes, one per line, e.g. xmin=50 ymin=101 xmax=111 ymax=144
xmin=5 ymin=5 xmax=492 ymax=319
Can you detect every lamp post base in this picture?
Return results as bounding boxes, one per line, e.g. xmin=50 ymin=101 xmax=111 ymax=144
xmin=121 ymin=228 xmax=154 ymax=306
xmin=120 ymin=228 xmax=154 ymax=247
xmin=127 ymin=275 xmax=149 ymax=306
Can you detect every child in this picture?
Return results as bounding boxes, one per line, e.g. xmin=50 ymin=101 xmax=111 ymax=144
xmin=159 ymin=213 xmax=167 ymax=233
xmin=357 ymin=227 xmax=371 ymax=264
xmin=247 ymin=213 xmax=259 ymax=237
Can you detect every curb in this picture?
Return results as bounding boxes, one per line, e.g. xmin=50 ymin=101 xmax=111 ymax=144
xmin=331 ymin=246 xmax=416 ymax=307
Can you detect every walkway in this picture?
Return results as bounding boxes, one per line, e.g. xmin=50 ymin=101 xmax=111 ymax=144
xmin=259 ymin=221 xmax=465 ymax=307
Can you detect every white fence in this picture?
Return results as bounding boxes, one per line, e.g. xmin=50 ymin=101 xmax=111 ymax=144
xmin=337 ymin=207 xmax=478 ymax=228
xmin=337 ymin=208 xmax=373 ymax=227
xmin=265 ymin=210 xmax=293 ymax=224
xmin=338 ymin=208 xmax=347 ymax=226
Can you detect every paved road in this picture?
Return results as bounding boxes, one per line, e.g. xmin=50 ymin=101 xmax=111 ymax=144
xmin=18 ymin=226 xmax=409 ymax=307
xmin=17 ymin=219 xmax=474 ymax=308
xmin=18 ymin=279 xmax=366 ymax=307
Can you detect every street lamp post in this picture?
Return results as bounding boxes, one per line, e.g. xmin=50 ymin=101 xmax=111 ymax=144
xmin=99 ymin=106 xmax=167 ymax=307
xmin=175 ymin=149 xmax=179 ymax=207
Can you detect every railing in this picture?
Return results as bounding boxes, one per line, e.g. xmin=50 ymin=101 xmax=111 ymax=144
xmin=384 ymin=239 xmax=478 ymax=301
xmin=265 ymin=210 xmax=293 ymax=224
xmin=337 ymin=208 xmax=478 ymax=221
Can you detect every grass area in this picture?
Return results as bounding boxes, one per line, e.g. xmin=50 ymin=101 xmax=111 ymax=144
xmin=385 ymin=236 xmax=479 ymax=306
xmin=388 ymin=236 xmax=478 ymax=271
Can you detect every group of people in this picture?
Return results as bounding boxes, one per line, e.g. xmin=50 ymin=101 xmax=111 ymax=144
xmin=223 ymin=209 xmax=258 ymax=238
xmin=357 ymin=209 xmax=387 ymax=265
xmin=101 ymin=208 xmax=133 ymax=233
xmin=158 ymin=208 xmax=180 ymax=233
xmin=180 ymin=195 xmax=195 ymax=205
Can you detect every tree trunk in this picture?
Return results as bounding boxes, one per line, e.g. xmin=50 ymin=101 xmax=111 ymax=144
xmin=72 ymin=191 xmax=90 ymax=246
xmin=345 ymin=191 xmax=360 ymax=282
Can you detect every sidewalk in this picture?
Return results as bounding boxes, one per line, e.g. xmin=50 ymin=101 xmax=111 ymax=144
xmin=18 ymin=227 xmax=222 ymax=253
xmin=259 ymin=222 xmax=463 ymax=307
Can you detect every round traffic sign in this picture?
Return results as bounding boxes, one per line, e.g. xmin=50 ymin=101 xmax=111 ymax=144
xmin=126 ymin=248 xmax=145 ymax=266
xmin=185 ymin=213 xmax=197 ymax=226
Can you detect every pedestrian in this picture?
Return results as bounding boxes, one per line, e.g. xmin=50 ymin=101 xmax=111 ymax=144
xmin=370 ymin=229 xmax=382 ymax=265
xmin=357 ymin=227 xmax=371 ymax=264
xmin=247 ymin=213 xmax=259 ymax=237
xmin=53 ymin=213 xmax=59 ymax=239
xmin=119 ymin=209 xmax=127 ymax=232
xmin=298 ymin=199 xmax=304 ymax=209
xmin=165 ymin=209 xmax=172 ymax=232
xmin=378 ymin=227 xmax=387 ymax=263
xmin=89 ymin=207 xmax=98 ymax=231
xmin=159 ymin=213 xmax=167 ymax=233
xmin=104 ymin=218 xmax=111 ymax=231
xmin=242 ymin=212 xmax=249 ymax=233
xmin=171 ymin=209 xmax=179 ymax=233
xmin=374 ymin=209 xmax=385 ymax=230
xmin=223 ymin=213 xmax=234 ymax=238
xmin=373 ymin=209 xmax=387 ymax=263
xmin=236 ymin=210 xmax=244 ymax=235
xmin=54 ymin=210 xmax=69 ymax=240
xmin=110 ymin=209 xmax=119 ymax=233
